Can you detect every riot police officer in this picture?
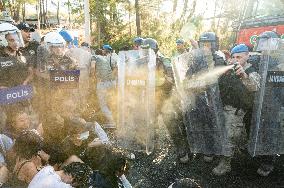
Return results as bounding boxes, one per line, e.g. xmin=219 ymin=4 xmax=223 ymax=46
xmin=198 ymin=32 xmax=226 ymax=66
xmin=0 ymin=23 xmax=33 ymax=128
xmin=182 ymin=32 xmax=230 ymax=169
xmin=216 ymin=43 xmax=260 ymax=175
xmin=16 ymin=22 xmax=39 ymax=70
xmin=133 ymin=37 xmax=143 ymax=50
xmin=36 ymin=31 xmax=78 ymax=126
xmin=94 ymin=44 xmax=117 ymax=129
xmin=248 ymin=31 xmax=282 ymax=177
xmin=0 ymin=23 xmax=33 ymax=87
xmin=174 ymin=39 xmax=188 ymax=56
xmin=141 ymin=38 xmax=190 ymax=158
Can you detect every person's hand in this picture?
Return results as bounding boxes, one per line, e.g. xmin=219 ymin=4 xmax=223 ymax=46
xmin=88 ymin=139 xmax=103 ymax=147
xmin=234 ymin=62 xmax=248 ymax=79
xmin=189 ymin=39 xmax=198 ymax=49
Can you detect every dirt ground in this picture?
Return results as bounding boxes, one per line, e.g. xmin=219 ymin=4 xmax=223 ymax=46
xmin=126 ymin=122 xmax=284 ymax=188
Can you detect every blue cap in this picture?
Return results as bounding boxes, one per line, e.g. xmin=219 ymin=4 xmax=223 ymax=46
xmin=176 ymin=39 xmax=184 ymax=44
xmin=103 ymin=44 xmax=112 ymax=51
xmin=231 ymin=44 xmax=249 ymax=55
xmin=134 ymin=37 xmax=143 ymax=45
xmin=59 ymin=30 xmax=73 ymax=42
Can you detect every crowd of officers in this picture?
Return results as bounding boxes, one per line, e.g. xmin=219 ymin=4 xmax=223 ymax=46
xmin=0 ymin=20 xmax=282 ymax=188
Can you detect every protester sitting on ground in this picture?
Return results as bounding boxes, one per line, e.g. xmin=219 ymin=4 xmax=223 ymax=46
xmin=0 ymin=134 xmax=13 ymax=186
xmin=49 ymin=117 xmax=109 ymax=167
xmin=90 ymin=149 xmax=132 ymax=188
xmin=28 ymin=162 xmax=93 ymax=188
xmin=4 ymin=109 xmax=43 ymax=140
xmin=9 ymin=130 xmax=49 ymax=186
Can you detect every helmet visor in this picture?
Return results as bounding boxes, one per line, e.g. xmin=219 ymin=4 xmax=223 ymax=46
xmin=4 ymin=31 xmax=24 ymax=50
xmin=199 ymin=41 xmax=212 ymax=49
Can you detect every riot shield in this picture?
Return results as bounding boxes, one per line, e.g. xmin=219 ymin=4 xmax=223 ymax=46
xmin=117 ymin=49 xmax=156 ymax=154
xmin=66 ymin=48 xmax=92 ymax=114
xmin=175 ymin=49 xmax=232 ymax=156
xmin=0 ymin=53 xmax=34 ymax=130
xmin=248 ymin=39 xmax=284 ymax=156
xmin=171 ymin=52 xmax=191 ymax=97
xmin=36 ymin=49 xmax=81 ymax=121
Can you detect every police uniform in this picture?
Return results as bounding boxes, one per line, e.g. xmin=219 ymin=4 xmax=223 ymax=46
xmin=20 ymin=41 xmax=40 ymax=69
xmin=0 ymin=48 xmax=32 ymax=129
xmin=0 ymin=48 xmax=30 ymax=88
xmin=219 ymin=63 xmax=258 ymax=146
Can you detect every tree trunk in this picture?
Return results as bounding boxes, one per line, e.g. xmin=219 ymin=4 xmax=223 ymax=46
xmin=135 ymin=0 xmax=141 ymax=36
xmin=36 ymin=0 xmax=40 ymax=29
xmin=128 ymin=0 xmax=131 ymax=36
xmin=39 ymin=0 xmax=42 ymax=25
xmin=22 ymin=3 xmax=26 ymax=22
xmin=42 ymin=0 xmax=46 ymax=25
xmin=95 ymin=0 xmax=101 ymax=46
xmin=57 ymin=0 xmax=60 ymax=25
xmin=13 ymin=2 xmax=21 ymax=22
xmin=45 ymin=0 xmax=48 ymax=25
xmin=0 ymin=0 xmax=4 ymax=11
xmin=68 ymin=0 xmax=71 ymax=25
xmin=173 ymin=0 xmax=177 ymax=13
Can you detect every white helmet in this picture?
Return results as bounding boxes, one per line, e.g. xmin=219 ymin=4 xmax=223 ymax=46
xmin=44 ymin=31 xmax=66 ymax=48
xmin=0 ymin=22 xmax=24 ymax=47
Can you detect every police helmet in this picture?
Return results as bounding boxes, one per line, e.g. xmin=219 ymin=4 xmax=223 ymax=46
xmin=134 ymin=37 xmax=143 ymax=46
xmin=142 ymin=38 xmax=158 ymax=51
xmin=103 ymin=44 xmax=113 ymax=52
xmin=258 ymin=31 xmax=279 ymax=39
xmin=198 ymin=32 xmax=219 ymax=51
xmin=59 ymin=29 xmax=74 ymax=42
xmin=176 ymin=39 xmax=185 ymax=45
xmin=44 ymin=31 xmax=66 ymax=47
xmin=0 ymin=22 xmax=24 ymax=48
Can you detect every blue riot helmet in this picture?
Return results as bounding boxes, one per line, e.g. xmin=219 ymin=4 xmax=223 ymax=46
xmin=198 ymin=32 xmax=219 ymax=52
xmin=103 ymin=44 xmax=113 ymax=52
xmin=59 ymin=29 xmax=74 ymax=48
xmin=134 ymin=37 xmax=143 ymax=46
xmin=142 ymin=38 xmax=158 ymax=53
xmin=59 ymin=29 xmax=73 ymax=42
xmin=176 ymin=39 xmax=185 ymax=45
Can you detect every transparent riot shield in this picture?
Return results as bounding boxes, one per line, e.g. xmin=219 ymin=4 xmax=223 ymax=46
xmin=66 ymin=48 xmax=92 ymax=114
xmin=0 ymin=53 xmax=34 ymax=130
xmin=248 ymin=39 xmax=284 ymax=156
xmin=176 ymin=49 xmax=231 ymax=156
xmin=117 ymin=49 xmax=156 ymax=154
xmin=171 ymin=52 xmax=191 ymax=97
xmin=36 ymin=49 xmax=81 ymax=122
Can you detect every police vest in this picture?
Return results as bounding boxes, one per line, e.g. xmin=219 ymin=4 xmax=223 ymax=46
xmin=0 ymin=53 xmax=29 ymax=88
xmin=20 ymin=41 xmax=40 ymax=68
